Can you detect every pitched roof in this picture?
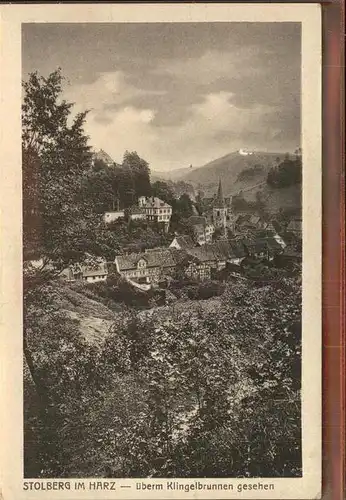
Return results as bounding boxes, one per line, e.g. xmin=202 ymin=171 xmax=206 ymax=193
xmin=192 ymin=223 xmax=206 ymax=235
xmin=236 ymin=213 xmax=251 ymax=225
xmin=249 ymin=215 xmax=261 ymax=225
xmin=143 ymin=196 xmax=171 ymax=209
xmin=214 ymin=179 xmax=226 ymax=209
xmin=171 ymin=235 xmax=194 ymax=249
xmin=78 ymin=262 xmax=108 ymax=277
xmin=83 ymin=267 xmax=108 ymax=277
xmin=186 ymin=240 xmax=245 ymax=262
xmin=116 ymin=248 xmax=179 ymax=271
xmin=242 ymin=236 xmax=283 ymax=254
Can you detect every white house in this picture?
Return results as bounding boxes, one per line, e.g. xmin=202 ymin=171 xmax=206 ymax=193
xmin=60 ymin=261 xmax=108 ymax=283
xmin=138 ymin=196 xmax=172 ymax=232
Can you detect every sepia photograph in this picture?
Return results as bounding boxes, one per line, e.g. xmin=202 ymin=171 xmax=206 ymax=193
xmin=22 ymin=20 xmax=303 ymax=479
xmin=0 ymin=4 xmax=322 ymax=500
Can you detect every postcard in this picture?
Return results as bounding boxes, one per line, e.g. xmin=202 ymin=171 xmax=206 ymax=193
xmin=0 ymin=3 xmax=322 ymax=499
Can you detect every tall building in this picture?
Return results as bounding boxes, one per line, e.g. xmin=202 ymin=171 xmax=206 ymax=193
xmin=213 ymin=179 xmax=228 ymax=237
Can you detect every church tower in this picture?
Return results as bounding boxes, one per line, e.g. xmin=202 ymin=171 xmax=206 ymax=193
xmin=213 ymin=179 xmax=228 ymax=237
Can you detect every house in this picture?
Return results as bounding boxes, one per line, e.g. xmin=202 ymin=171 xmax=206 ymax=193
xmin=254 ymin=229 xmax=286 ymax=250
xmin=60 ymin=261 xmax=108 ymax=283
xmin=82 ymin=265 xmax=108 ymax=283
xmin=228 ymin=239 xmax=248 ymax=264
xmin=187 ymin=216 xmax=215 ymax=245
xmin=169 ymin=235 xmax=195 ymax=250
xmin=241 ymin=214 xmax=265 ymax=231
xmin=241 ymin=234 xmax=284 ymax=260
xmin=183 ymin=240 xmax=246 ymax=280
xmin=138 ymin=196 xmax=172 ymax=232
xmin=181 ymin=253 xmax=213 ymax=281
xmin=114 ymin=248 xmax=180 ymax=284
xmin=192 ymin=224 xmax=209 ymax=246
xmin=266 ymin=220 xmax=283 ymax=234
xmin=103 ymin=211 xmax=125 ymax=224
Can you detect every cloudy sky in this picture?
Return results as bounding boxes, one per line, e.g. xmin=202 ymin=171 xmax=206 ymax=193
xmin=22 ymin=23 xmax=301 ymax=171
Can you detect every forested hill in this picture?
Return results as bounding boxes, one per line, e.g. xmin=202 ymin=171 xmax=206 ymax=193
xmin=181 ymin=151 xmax=286 ymax=195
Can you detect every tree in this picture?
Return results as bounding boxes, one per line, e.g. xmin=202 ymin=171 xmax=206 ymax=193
xmin=122 ymin=150 xmax=151 ymax=201
xmin=267 ymin=156 xmax=302 ymax=188
xmin=194 ymin=191 xmax=205 ymax=216
xmin=22 ymin=69 xmax=99 ymax=433
xmin=151 ymin=181 xmax=175 ymax=206
xmin=83 ymin=164 xmax=118 ymax=214
xmin=22 ymin=68 xmax=95 ymax=271
xmin=176 ymin=193 xmax=194 ymax=219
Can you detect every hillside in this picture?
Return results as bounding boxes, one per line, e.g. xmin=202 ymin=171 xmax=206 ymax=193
xmin=178 ymin=150 xmax=301 ymax=214
xmin=51 ymin=281 xmax=119 ymax=343
xmin=242 ymin=183 xmax=302 ymax=214
xmin=151 ymin=166 xmax=196 ymax=183
xmin=182 ymin=151 xmax=285 ymax=196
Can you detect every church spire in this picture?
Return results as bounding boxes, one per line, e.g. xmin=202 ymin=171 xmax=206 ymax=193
xmin=214 ymin=178 xmax=225 ymax=208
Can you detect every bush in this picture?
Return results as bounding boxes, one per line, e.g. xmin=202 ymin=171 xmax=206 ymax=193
xmin=195 ymin=280 xmax=225 ymax=300
xmin=25 ymin=276 xmax=302 ymax=478
xmin=74 ymin=274 xmax=165 ymax=309
xmin=267 ymin=158 xmax=302 ymax=188
xmin=170 ymin=278 xmax=225 ymax=300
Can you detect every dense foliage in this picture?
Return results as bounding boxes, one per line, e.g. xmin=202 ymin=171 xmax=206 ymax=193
xmin=236 ymin=164 xmax=264 ymax=182
xmin=84 ymin=151 xmax=151 ymax=214
xmin=24 ymin=278 xmax=301 ymax=478
xmin=267 ymin=155 xmax=302 ymax=188
xmin=22 ymin=69 xmax=94 ymax=265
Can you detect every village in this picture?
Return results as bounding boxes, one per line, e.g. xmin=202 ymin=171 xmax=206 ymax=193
xmin=62 ymin=177 xmax=302 ymax=289
xmin=21 ymin=21 xmax=304 ymax=479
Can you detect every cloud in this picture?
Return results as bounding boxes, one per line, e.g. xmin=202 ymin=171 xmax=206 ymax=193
xmin=154 ymin=48 xmax=263 ymax=85
xmin=23 ymin=22 xmax=301 ymax=171
xmin=80 ymin=89 xmax=280 ymax=171
xmin=151 ymin=92 xmax=278 ymax=167
xmin=64 ymin=70 xmax=165 ymax=116
xmin=82 ymin=105 xmax=158 ymax=165
xmin=62 ymin=51 xmax=299 ymax=172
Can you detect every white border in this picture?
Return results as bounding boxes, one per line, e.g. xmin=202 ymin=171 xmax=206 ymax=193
xmin=0 ymin=4 xmax=321 ymax=500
